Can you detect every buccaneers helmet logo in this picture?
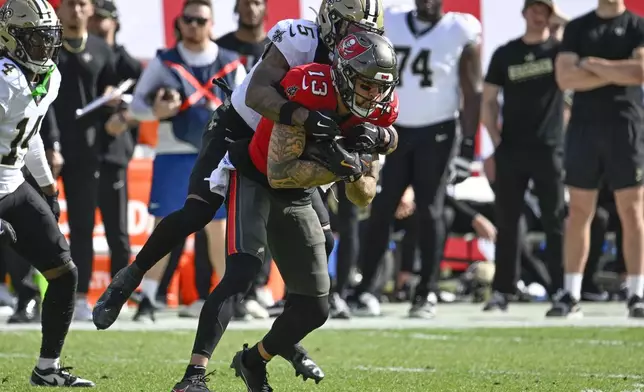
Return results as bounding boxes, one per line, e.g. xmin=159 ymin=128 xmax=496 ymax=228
xmin=337 ymin=34 xmax=370 ymax=60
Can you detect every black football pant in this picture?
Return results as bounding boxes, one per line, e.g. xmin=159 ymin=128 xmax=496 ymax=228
xmin=492 ymin=144 xmax=564 ymax=296
xmin=354 ymin=120 xmax=458 ymax=300
xmin=62 ymin=163 xmax=131 ymax=294
xmin=330 ymin=181 xmax=359 ymax=298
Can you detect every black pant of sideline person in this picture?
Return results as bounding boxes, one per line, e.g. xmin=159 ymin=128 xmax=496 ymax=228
xmin=351 ymin=120 xmax=458 ymax=317
xmin=62 ymin=163 xmax=130 ymax=295
xmin=492 ymin=144 xmax=564 ymax=299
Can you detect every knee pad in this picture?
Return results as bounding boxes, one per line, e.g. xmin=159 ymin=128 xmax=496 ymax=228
xmin=216 ymin=253 xmax=264 ymax=296
xmin=323 ymin=229 xmax=335 ymax=257
xmin=288 ymin=294 xmax=330 ymax=331
xmin=181 ymin=198 xmax=219 ymax=232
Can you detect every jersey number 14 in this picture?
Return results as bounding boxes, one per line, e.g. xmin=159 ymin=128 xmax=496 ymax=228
xmin=1 ymin=116 xmax=44 ymax=166
xmin=394 ymin=47 xmax=433 ymax=88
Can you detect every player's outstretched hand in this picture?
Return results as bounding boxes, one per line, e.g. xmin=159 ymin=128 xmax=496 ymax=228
xmin=344 ymin=123 xmax=397 ymax=155
xmin=303 ymin=110 xmax=341 ymax=141
xmin=0 ymin=219 xmax=17 ymax=245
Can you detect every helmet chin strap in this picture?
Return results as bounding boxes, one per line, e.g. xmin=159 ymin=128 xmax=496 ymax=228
xmin=31 ymin=64 xmax=55 ymax=98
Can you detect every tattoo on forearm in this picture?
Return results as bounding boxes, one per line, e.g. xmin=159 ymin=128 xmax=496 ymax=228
xmin=246 ymin=46 xmax=290 ymax=123
xmin=267 ymin=123 xmax=338 ymax=188
xmin=345 ymin=155 xmax=379 ymax=206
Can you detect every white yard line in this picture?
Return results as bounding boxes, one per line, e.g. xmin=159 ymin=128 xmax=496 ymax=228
xmin=370 ymin=331 xmax=644 ymax=347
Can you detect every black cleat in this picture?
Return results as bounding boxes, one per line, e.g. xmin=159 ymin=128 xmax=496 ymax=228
xmin=8 ymin=298 xmax=40 ymax=324
xmin=171 ymin=372 xmax=213 ymax=392
xmin=545 ymin=291 xmax=582 ymax=318
xmin=627 ymin=295 xmax=644 ymax=318
xmin=133 ymin=296 xmax=157 ymax=323
xmin=92 ymin=265 xmax=144 ymax=330
xmin=30 ymin=366 xmax=95 ymax=387
xmin=284 ymin=343 xmax=324 ymax=384
xmin=230 ymin=344 xmax=273 ymax=392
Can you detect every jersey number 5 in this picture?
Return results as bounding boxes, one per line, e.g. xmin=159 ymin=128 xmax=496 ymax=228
xmin=1 ymin=116 xmax=45 ymax=166
xmin=394 ymin=47 xmax=433 ymax=88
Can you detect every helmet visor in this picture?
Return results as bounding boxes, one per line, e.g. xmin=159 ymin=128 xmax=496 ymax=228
xmin=15 ymin=26 xmax=62 ymax=62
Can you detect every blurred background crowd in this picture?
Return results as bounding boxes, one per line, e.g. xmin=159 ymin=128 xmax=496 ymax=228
xmin=0 ymin=0 xmax=641 ymax=324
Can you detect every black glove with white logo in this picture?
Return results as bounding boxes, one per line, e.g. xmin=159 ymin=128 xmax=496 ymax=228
xmin=344 ymin=123 xmax=397 ymax=154
xmin=302 ymin=139 xmax=365 ymax=182
xmin=45 ymin=191 xmax=61 ymax=222
xmin=0 ymin=219 xmax=17 ymax=245
xmin=303 ymin=110 xmax=341 ymax=141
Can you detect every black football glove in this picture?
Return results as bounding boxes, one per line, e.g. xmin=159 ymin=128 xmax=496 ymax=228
xmin=303 ymin=110 xmax=341 ymax=141
xmin=343 ymin=123 xmax=396 ymax=154
xmin=0 ymin=219 xmax=17 ymax=245
xmin=459 ymin=136 xmax=476 ymax=161
xmin=303 ymin=139 xmax=365 ymax=181
xmin=45 ymin=191 xmax=61 ymax=222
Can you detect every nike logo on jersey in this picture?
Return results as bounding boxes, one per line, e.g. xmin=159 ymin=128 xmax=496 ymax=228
xmin=302 ymin=77 xmax=309 ymax=90
xmin=316 ymin=121 xmax=329 ymax=128
xmin=340 ymin=160 xmax=355 ymax=168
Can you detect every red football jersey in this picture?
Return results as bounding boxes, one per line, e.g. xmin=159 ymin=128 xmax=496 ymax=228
xmin=248 ymin=63 xmax=399 ymax=175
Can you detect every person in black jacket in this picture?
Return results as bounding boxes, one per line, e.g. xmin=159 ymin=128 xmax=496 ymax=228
xmin=41 ymin=0 xmax=131 ymax=322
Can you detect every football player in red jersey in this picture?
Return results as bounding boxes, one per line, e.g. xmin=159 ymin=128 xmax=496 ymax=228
xmin=207 ymin=31 xmax=397 ymax=392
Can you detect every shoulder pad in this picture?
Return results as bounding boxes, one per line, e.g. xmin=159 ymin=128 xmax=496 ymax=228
xmin=267 ymin=19 xmax=319 ymax=68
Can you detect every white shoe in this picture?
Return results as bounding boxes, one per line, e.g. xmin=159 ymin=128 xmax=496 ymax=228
xmin=73 ymin=299 xmax=93 ymax=321
xmin=351 ymin=292 xmax=381 ymax=317
xmin=244 ymin=299 xmax=270 ymax=319
xmin=255 ymin=287 xmax=275 ymax=308
xmin=178 ymin=299 xmax=205 ymax=318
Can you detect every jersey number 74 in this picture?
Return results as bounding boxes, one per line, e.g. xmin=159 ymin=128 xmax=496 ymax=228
xmin=394 ymin=47 xmax=433 ymax=88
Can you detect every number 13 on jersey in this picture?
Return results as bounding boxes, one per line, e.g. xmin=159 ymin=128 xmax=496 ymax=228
xmin=394 ymin=47 xmax=433 ymax=88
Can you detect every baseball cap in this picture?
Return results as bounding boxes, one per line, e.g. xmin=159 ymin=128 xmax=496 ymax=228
xmin=523 ymin=0 xmax=554 ymax=11
xmin=93 ymin=0 xmax=119 ymax=19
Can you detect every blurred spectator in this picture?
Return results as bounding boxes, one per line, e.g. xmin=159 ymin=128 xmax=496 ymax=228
xmin=216 ymin=0 xmax=269 ymax=71
xmin=44 ymin=0 xmax=123 ymax=321
xmin=480 ymin=0 xmax=565 ymax=311
xmin=128 ymin=0 xmax=246 ymax=320
xmin=349 ymin=1 xmax=482 ymax=319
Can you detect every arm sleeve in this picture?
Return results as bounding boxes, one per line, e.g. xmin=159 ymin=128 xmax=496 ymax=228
xmin=130 ymin=57 xmax=174 ymax=121
xmin=560 ymin=19 xmax=581 ymax=53
xmin=484 ymin=47 xmax=505 ymax=86
xmin=39 ymin=109 xmax=60 ymax=151
xmin=24 ymin=133 xmax=55 ymax=187
xmin=115 ymin=46 xmax=144 ymax=81
xmin=267 ymin=19 xmax=317 ymax=68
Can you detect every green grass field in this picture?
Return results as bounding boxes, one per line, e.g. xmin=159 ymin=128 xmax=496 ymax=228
xmin=1 ymin=327 xmax=643 ymax=391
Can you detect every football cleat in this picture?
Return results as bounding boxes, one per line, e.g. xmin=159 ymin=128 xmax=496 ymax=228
xmin=285 ymin=344 xmax=325 ymax=384
xmin=92 ymin=264 xmax=144 ymax=330
xmin=30 ymin=366 xmax=95 ymax=387
xmin=627 ymin=295 xmax=644 ymax=318
xmin=230 ymin=344 xmax=273 ymax=392
xmin=171 ymin=372 xmax=213 ymax=392
xmin=545 ymin=291 xmax=582 ymax=318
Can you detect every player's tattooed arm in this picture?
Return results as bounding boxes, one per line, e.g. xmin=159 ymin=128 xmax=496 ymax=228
xmin=578 ymin=47 xmax=644 ymax=86
xmin=459 ymin=43 xmax=482 ymax=139
xmin=245 ymin=45 xmax=309 ymax=125
xmin=345 ymin=154 xmax=379 ymax=207
xmin=267 ymin=123 xmax=339 ymax=189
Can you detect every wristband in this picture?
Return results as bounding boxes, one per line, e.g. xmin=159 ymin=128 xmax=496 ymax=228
xmin=278 ymin=101 xmax=302 ymax=126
